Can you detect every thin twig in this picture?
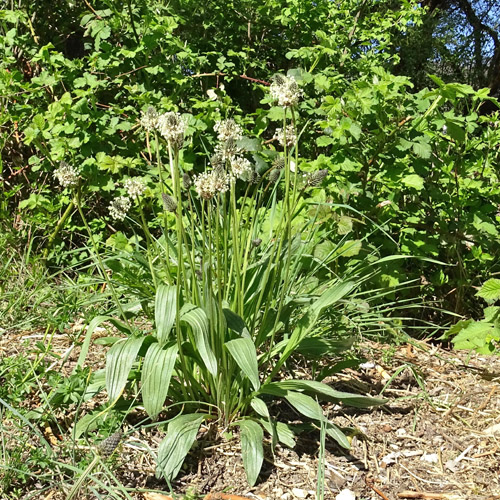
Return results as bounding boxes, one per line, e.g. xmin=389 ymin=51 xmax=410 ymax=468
xmin=397 ymin=491 xmax=462 ymax=499
xmin=190 ymin=72 xmax=270 ymax=86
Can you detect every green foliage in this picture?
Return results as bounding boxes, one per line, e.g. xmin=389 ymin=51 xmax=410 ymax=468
xmin=443 ymin=280 xmax=500 ymax=354
xmin=2 ymin=0 xmax=500 ymax=491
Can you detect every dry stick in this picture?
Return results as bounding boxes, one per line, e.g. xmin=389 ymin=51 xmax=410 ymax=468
xmin=365 ymin=477 xmax=392 ymax=500
xmin=190 ymin=71 xmax=270 ymax=86
xmin=397 ymin=492 xmax=461 ymax=500
xmin=474 ymin=384 xmax=497 ymax=415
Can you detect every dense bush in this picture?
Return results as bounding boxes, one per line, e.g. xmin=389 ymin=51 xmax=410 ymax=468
xmin=1 ymin=1 xmax=499 ymax=314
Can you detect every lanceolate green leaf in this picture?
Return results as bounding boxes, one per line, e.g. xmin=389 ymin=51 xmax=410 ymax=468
xmin=155 ymin=284 xmax=177 ymax=346
xmin=259 ymin=419 xmax=296 ymax=448
xmin=270 ymin=281 xmax=355 ymax=378
xmin=156 ymin=413 xmax=205 ymax=482
xmin=225 ymin=337 xmax=260 ymax=390
xmin=285 ymin=391 xmax=324 ymax=420
xmin=250 ymin=397 xmax=270 ymax=418
xmin=75 ymin=315 xmax=134 ymax=372
xmin=285 ymin=391 xmax=350 ymax=448
xmin=263 ymin=380 xmax=387 ymax=408
xmin=105 ymin=336 xmax=144 ymax=402
xmin=237 ymin=419 xmax=264 ymax=486
xmin=142 ymin=342 xmax=178 ymax=419
xmin=180 ymin=303 xmax=217 ymax=376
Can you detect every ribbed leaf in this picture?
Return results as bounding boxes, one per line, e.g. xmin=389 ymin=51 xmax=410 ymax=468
xmin=285 ymin=391 xmax=350 ymax=448
xmin=250 ymin=397 xmax=270 ymax=418
xmin=105 ymin=336 xmax=144 ymax=401
xmin=263 ymin=380 xmax=387 ymax=408
xmin=180 ymin=303 xmax=217 ymax=376
xmin=273 ymin=281 xmax=355 ymax=374
xmin=225 ymin=337 xmax=260 ymax=390
xmin=223 ymin=308 xmax=251 ymax=338
xmin=296 ymin=337 xmax=354 ymax=357
xmin=237 ymin=420 xmax=264 ymax=486
xmin=75 ymin=315 xmax=133 ymax=371
xmin=142 ymin=342 xmax=178 ymax=419
xmin=285 ymin=391 xmax=324 ymax=420
xmin=156 ymin=413 xmax=205 ymax=481
xmin=325 ymin=421 xmax=351 ymax=449
xmin=260 ymin=419 xmax=296 ymax=448
xmin=155 ymin=284 xmax=177 ymax=346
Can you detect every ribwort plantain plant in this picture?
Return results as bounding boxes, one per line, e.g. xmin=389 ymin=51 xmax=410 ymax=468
xmin=70 ymin=76 xmax=386 ymax=486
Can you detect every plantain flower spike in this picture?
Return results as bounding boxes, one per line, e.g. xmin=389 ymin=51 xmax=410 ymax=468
xmin=273 ymin=124 xmax=297 ymax=148
xmin=214 ymin=119 xmax=243 ymax=143
xmin=100 ymin=431 xmax=123 ymax=457
xmin=194 ymin=170 xmax=230 ymax=200
xmin=162 ymin=193 xmax=178 ymax=212
xmin=124 ymin=177 xmax=145 ymax=199
xmin=54 ymin=161 xmax=79 ymax=188
xmin=306 ymin=169 xmax=328 ymax=187
xmin=157 ymin=112 xmax=187 ymax=149
xmin=109 ymin=196 xmax=131 ymax=221
xmin=270 ymin=75 xmax=302 ymax=108
xmin=140 ymin=106 xmax=159 ymax=131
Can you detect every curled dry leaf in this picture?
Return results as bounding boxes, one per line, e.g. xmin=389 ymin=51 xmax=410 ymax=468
xmin=143 ymin=493 xmax=174 ymax=500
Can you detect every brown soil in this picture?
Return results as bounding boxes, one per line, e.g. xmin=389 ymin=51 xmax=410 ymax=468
xmin=2 ymin=328 xmax=500 ymax=500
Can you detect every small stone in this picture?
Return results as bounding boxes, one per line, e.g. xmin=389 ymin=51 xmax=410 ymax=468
xmin=421 ymin=453 xmax=439 ymax=463
xmin=292 ymin=488 xmax=307 ymax=498
xmin=335 ymin=489 xmax=356 ymax=500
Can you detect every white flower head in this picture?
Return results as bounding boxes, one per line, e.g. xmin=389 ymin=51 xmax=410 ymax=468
xmin=214 ymin=119 xmax=243 ymax=143
xmin=214 ymin=138 xmax=244 ymax=163
xmin=140 ymin=106 xmax=159 ymax=131
xmin=194 ymin=170 xmax=230 ymax=200
xmin=124 ymin=177 xmax=145 ymax=198
xmin=230 ymin=156 xmax=253 ymax=180
xmin=157 ymin=112 xmax=187 ymax=149
xmin=54 ymin=161 xmax=79 ymax=188
xmin=109 ymin=196 xmax=131 ymax=221
xmin=273 ymin=124 xmax=297 ymax=148
xmin=270 ymin=75 xmax=302 ymax=107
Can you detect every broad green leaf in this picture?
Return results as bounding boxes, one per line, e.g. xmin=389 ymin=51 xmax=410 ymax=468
xmin=317 ymin=135 xmax=333 ymax=147
xmin=325 ymin=421 xmax=351 ymax=449
xmin=296 ymin=337 xmax=354 ymax=357
xmin=271 ymin=281 xmax=355 ymax=376
xmin=336 ymin=240 xmax=362 ymax=257
xmin=237 ymin=420 xmax=264 ymax=486
xmin=261 ymin=380 xmax=387 ymax=408
xmin=285 ymin=391 xmax=323 ymax=420
xmin=223 ymin=308 xmax=251 ymax=338
xmin=225 ymin=337 xmax=260 ymax=390
xmin=156 ymin=414 xmax=205 ymax=481
xmin=452 ymin=321 xmax=496 ymax=353
xmin=402 ymin=174 xmax=424 ymax=190
xmin=260 ymin=419 xmax=296 ymax=448
xmin=477 ymin=279 xmax=500 ymax=303
xmin=105 ymin=336 xmax=144 ymax=401
xmin=155 ymin=284 xmax=177 ymax=346
xmin=285 ymin=392 xmax=350 ymax=448
xmin=181 ymin=304 xmax=217 ymax=376
xmin=445 ymin=120 xmax=466 ymax=142
xmin=250 ymin=397 xmax=270 ymax=418
xmin=412 ymin=141 xmax=431 ymax=159
xmin=74 ymin=315 xmax=133 ymax=371
xmin=337 ymin=215 xmax=353 ymax=235
xmin=142 ymin=343 xmax=178 ymax=419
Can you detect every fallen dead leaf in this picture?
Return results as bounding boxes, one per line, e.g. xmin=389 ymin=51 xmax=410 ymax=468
xmin=143 ymin=493 xmax=174 ymax=500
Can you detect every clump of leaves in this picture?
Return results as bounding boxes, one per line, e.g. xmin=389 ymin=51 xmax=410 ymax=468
xmin=443 ymin=279 xmax=500 ymax=354
xmin=71 ymin=80 xmax=386 ymax=486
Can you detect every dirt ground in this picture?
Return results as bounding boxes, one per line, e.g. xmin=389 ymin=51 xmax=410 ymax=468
xmin=2 ymin=329 xmax=500 ymax=500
